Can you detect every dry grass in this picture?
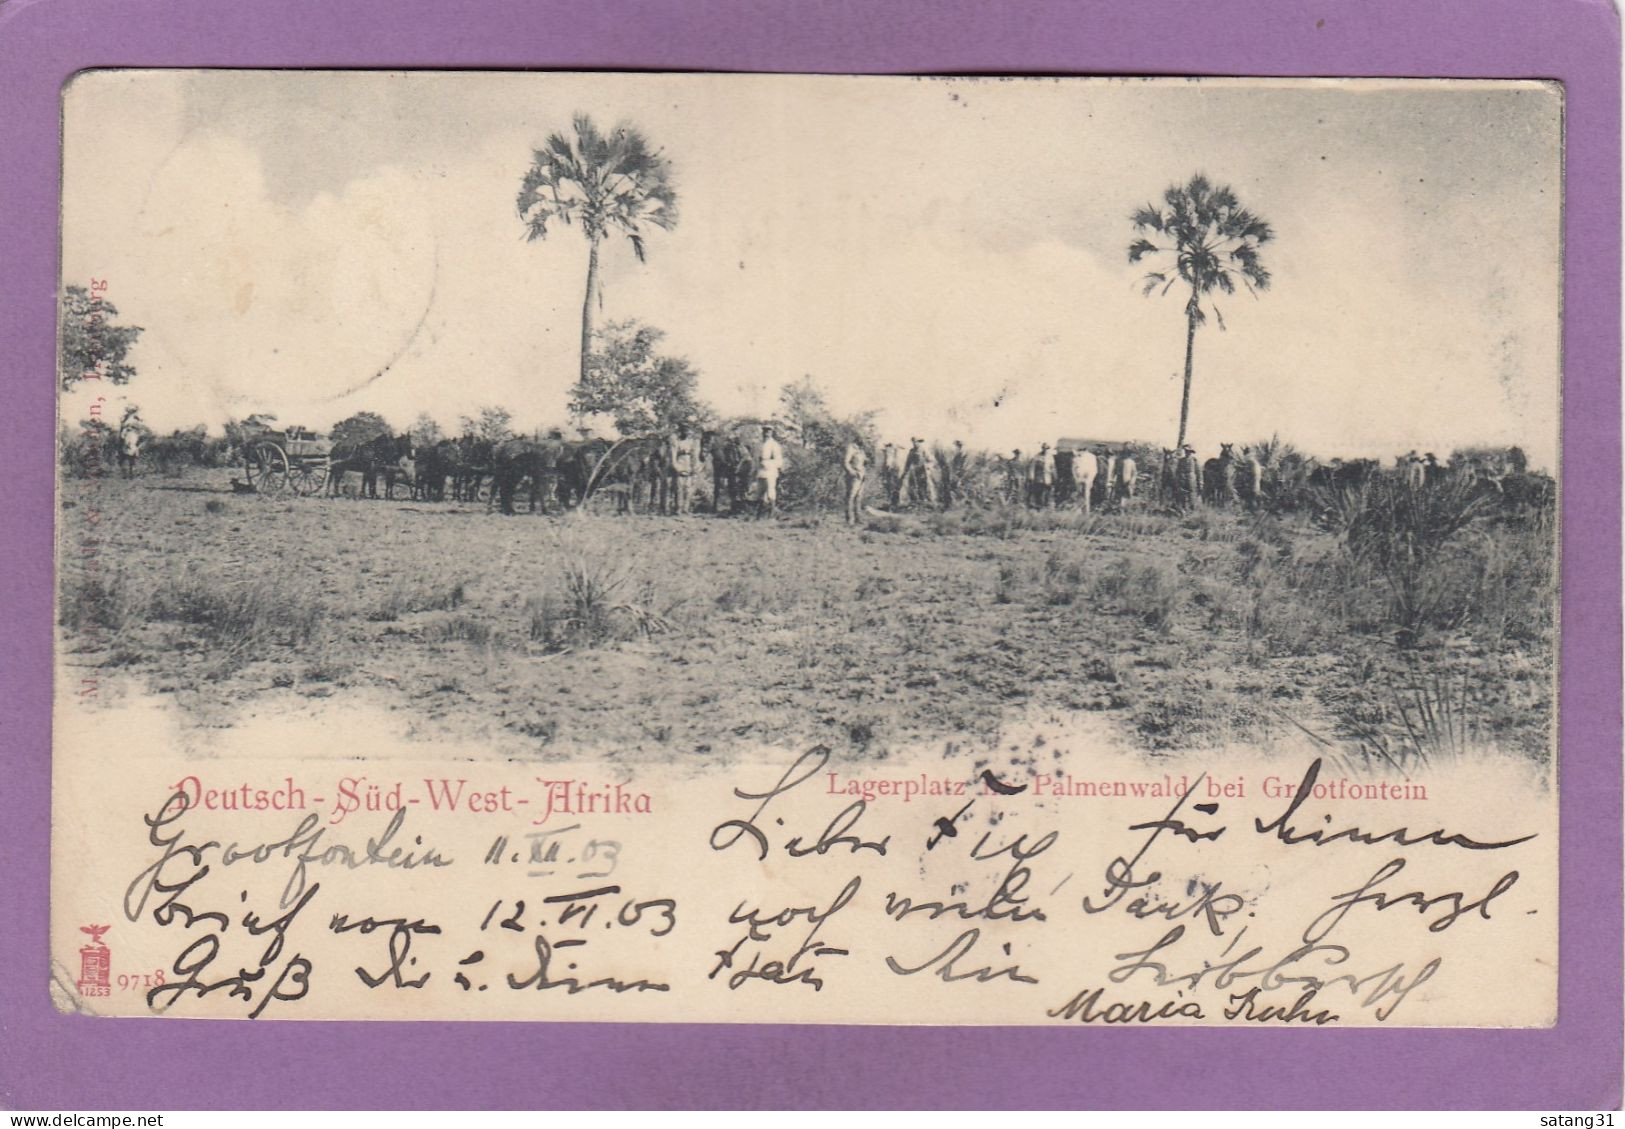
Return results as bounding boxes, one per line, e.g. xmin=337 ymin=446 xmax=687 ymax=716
xmin=59 ymin=570 xmax=141 ymax=636
xmin=523 ymin=525 xmax=675 ymax=651
xmin=369 ymin=580 xmax=469 ymax=622
xmin=55 ymin=470 xmax=1556 ymax=762
xmin=147 ymin=570 xmax=326 ymax=651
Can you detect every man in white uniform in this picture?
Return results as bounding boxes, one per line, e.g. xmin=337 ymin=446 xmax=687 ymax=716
xmin=843 ymin=438 xmax=868 ymax=524
xmin=756 ymin=425 xmax=784 ymax=519
xmin=669 ymin=422 xmax=699 ymax=515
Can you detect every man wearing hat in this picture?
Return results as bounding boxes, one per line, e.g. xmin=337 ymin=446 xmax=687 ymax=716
xmin=1176 ymin=443 xmax=1202 ymax=510
xmin=1005 ymin=449 xmax=1025 ymax=505
xmin=941 ymin=439 xmax=966 ymax=510
xmin=901 ymin=437 xmax=931 ymax=507
xmin=755 ymin=424 xmax=783 ymax=519
xmin=842 ymin=436 xmax=868 ymax=524
xmin=668 ymin=420 xmax=700 ymax=515
xmin=1028 ymin=442 xmax=1055 ymax=509
xmin=880 ymin=442 xmax=903 ymax=508
xmin=116 ymin=405 xmax=144 ymax=479
xmin=1402 ymin=449 xmax=1425 ymax=491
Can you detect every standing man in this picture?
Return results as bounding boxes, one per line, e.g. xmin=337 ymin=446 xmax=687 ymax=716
xmin=1402 ymin=450 xmax=1425 ymax=491
xmin=902 ymin=437 xmax=931 ymax=508
xmin=1007 ymin=449 xmax=1025 ymax=506
xmin=881 ymin=442 xmax=902 ymax=508
xmin=669 ymin=421 xmax=699 ymax=515
xmin=1177 ymin=444 xmax=1202 ymax=510
xmin=117 ymin=405 xmax=143 ymax=479
xmin=1423 ymin=452 xmax=1443 ymax=487
xmin=756 ymin=424 xmax=784 ymax=519
xmin=941 ymin=439 xmax=966 ymax=510
xmin=842 ymin=437 xmax=868 ymax=524
xmin=1029 ymin=442 xmax=1055 ymax=509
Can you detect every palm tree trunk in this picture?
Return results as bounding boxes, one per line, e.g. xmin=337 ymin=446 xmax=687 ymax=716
xmin=1176 ymin=294 xmax=1198 ymax=449
xmin=580 ymin=237 xmax=601 ymax=385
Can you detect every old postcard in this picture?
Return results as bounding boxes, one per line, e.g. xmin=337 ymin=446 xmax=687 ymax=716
xmin=53 ymin=71 xmax=1560 ymax=1026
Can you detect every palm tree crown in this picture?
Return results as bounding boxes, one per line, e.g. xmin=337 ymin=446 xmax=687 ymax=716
xmin=1128 ymin=173 xmax=1273 ymax=448
xmin=1129 ymin=173 xmax=1272 ymax=328
xmin=517 ymin=114 xmax=679 ymax=391
xmin=517 ymin=113 xmax=678 ymax=259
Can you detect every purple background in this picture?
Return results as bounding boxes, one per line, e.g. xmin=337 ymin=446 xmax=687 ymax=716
xmin=1 ymin=0 xmax=1618 ymax=1111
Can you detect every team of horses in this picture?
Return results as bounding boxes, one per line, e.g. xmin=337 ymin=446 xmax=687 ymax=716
xmin=322 ymin=429 xmax=762 ymax=516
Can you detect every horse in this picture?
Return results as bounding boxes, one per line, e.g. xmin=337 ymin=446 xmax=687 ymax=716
xmin=1115 ymin=451 xmax=1138 ymax=507
xmin=1236 ymin=446 xmax=1265 ymax=510
xmin=1084 ymin=451 xmax=1112 ymax=510
xmin=329 ymin=433 xmax=415 ymax=499
xmin=1310 ymin=457 xmax=1380 ymax=492
xmin=1203 ymin=443 xmax=1239 ymax=506
xmin=1069 ymin=449 xmax=1098 ymax=513
xmin=704 ymin=430 xmax=753 ymax=515
xmin=446 ymin=436 xmax=495 ymax=501
xmin=1498 ymin=470 xmax=1556 ymax=523
xmin=414 ymin=440 xmax=459 ymax=501
xmin=588 ymin=437 xmax=666 ymax=514
xmin=489 ymin=434 xmax=569 ymax=515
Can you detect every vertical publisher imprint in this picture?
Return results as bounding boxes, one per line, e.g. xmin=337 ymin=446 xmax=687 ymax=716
xmin=76 ymin=924 xmax=111 ymax=997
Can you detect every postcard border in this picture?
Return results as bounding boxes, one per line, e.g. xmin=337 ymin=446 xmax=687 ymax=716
xmin=1 ymin=0 xmax=1619 ymax=1110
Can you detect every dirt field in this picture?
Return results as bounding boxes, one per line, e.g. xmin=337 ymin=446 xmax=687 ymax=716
xmin=56 ymin=468 xmax=1556 ymax=767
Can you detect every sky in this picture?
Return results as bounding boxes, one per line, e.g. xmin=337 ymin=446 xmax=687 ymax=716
xmin=60 ymin=72 xmax=1562 ymax=467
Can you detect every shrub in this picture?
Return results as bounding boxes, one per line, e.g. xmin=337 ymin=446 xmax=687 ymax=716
xmin=148 ymin=571 xmax=325 ymax=651
xmin=59 ymin=570 xmax=140 ymax=635
xmin=524 ymin=525 xmax=671 ymax=650
xmin=863 ymin=514 xmax=906 ymax=535
xmin=423 ymin=614 xmax=496 ymax=647
xmin=369 ymin=580 xmax=468 ymax=622
xmin=1345 ymin=475 xmax=1491 ymax=643
xmin=713 ymin=574 xmax=801 ymax=616
xmin=1038 ymin=549 xmax=1092 ymax=606
xmin=1091 ymin=556 xmax=1182 ymax=630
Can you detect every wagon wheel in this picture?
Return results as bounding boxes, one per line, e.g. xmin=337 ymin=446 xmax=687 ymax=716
xmin=247 ymin=442 xmax=290 ymax=495
xmin=289 ymin=459 xmax=329 ymax=497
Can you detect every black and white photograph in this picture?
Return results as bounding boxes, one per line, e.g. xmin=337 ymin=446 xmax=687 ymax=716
xmin=52 ymin=72 xmax=1561 ymax=1027
xmin=58 ymin=72 xmax=1559 ymax=766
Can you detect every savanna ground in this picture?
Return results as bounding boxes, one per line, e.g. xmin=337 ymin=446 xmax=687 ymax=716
xmin=57 ymin=467 xmax=1556 ymax=770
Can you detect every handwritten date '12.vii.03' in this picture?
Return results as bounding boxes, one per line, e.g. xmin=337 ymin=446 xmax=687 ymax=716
xmin=51 ymin=742 xmax=1555 ymax=1027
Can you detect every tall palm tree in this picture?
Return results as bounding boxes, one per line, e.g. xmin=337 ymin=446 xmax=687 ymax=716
xmin=517 ymin=114 xmax=679 ymax=387
xmin=1129 ymin=173 xmax=1273 ymax=449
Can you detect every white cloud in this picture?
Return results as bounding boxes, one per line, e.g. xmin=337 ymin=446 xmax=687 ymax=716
xmin=61 ymin=73 xmax=1560 ymax=471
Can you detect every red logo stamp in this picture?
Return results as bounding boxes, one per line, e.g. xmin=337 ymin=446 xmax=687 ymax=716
xmin=77 ymin=924 xmax=112 ymax=997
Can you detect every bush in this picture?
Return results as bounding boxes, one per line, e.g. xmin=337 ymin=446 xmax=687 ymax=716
xmin=148 ymin=570 xmax=325 ymax=651
xmin=713 ymin=574 xmax=801 ymax=616
xmin=59 ymin=422 xmax=114 ymax=479
xmin=524 ymin=525 xmax=671 ymax=651
xmin=1091 ymin=556 xmax=1182 ymax=630
xmin=423 ymin=614 xmax=496 ymax=648
xmin=1345 ymin=475 xmax=1491 ymax=643
xmin=59 ymin=570 xmax=140 ymax=635
xmin=369 ymin=581 xmax=468 ymax=622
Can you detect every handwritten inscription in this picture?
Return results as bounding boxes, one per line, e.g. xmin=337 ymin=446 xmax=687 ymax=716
xmin=103 ymin=748 xmax=1542 ymax=1024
